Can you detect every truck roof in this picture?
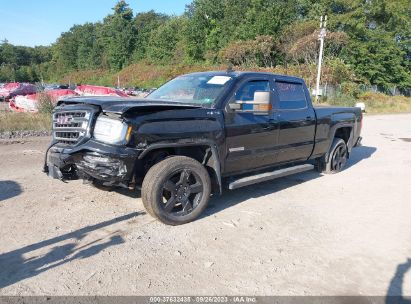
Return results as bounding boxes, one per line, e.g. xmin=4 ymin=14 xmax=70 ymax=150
xmin=183 ymin=71 xmax=305 ymax=83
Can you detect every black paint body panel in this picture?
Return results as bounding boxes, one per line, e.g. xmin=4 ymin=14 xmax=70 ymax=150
xmin=46 ymin=71 xmax=362 ymax=187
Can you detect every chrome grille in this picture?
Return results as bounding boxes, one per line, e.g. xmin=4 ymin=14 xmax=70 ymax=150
xmin=53 ymin=110 xmax=91 ymax=145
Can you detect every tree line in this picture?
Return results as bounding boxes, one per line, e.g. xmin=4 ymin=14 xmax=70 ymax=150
xmin=0 ymin=0 xmax=410 ymax=90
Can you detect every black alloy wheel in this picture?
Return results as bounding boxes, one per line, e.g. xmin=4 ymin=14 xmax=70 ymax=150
xmin=331 ymin=142 xmax=348 ymax=172
xmin=316 ymin=138 xmax=349 ymax=174
xmin=161 ymin=169 xmax=204 ymax=216
xmin=142 ymin=156 xmax=211 ymax=225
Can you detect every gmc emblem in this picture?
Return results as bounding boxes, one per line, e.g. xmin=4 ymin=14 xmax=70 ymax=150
xmin=57 ymin=115 xmax=73 ymax=124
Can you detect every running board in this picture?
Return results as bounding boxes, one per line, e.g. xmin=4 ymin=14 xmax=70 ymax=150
xmin=228 ymin=164 xmax=314 ymax=190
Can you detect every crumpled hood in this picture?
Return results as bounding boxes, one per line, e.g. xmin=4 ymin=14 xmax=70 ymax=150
xmin=58 ymin=96 xmax=203 ymax=114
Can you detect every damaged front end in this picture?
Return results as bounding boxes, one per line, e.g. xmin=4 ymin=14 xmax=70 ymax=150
xmin=77 ymin=153 xmax=128 ymax=180
xmin=44 ymin=103 xmax=139 ymax=187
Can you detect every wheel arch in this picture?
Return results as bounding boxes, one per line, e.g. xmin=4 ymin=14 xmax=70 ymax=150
xmin=138 ymin=141 xmax=222 ymax=194
xmin=325 ymin=124 xmax=354 ymax=162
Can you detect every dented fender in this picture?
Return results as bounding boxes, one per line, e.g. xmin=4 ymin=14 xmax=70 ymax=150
xmin=138 ymin=140 xmax=223 ymax=194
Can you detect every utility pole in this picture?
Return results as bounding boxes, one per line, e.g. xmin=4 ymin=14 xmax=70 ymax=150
xmin=315 ymin=15 xmax=327 ymax=103
xmin=117 ymin=75 xmax=121 ymax=88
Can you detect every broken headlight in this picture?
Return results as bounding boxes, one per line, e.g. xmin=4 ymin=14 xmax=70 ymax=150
xmin=93 ymin=116 xmax=132 ymax=145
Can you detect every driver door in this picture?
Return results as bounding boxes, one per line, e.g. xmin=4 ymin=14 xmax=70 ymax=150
xmin=223 ymin=78 xmax=279 ymax=175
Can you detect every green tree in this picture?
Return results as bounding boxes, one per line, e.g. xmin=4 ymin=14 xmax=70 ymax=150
xmin=0 ymin=40 xmax=18 ymax=66
xmin=53 ymin=28 xmax=80 ymax=71
xmin=100 ymin=0 xmax=136 ymax=70
xmin=0 ymin=0 xmax=409 ymax=90
xmin=184 ymin=0 xmax=225 ymax=60
xmin=133 ymin=10 xmax=169 ymax=61
xmin=146 ymin=17 xmax=186 ymax=62
xmin=326 ymin=0 xmax=411 ymax=89
xmin=75 ymin=23 xmax=104 ymax=70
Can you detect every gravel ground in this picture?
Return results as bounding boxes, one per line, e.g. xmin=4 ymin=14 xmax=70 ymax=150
xmin=0 ymin=102 xmax=8 ymax=111
xmin=0 ymin=114 xmax=411 ymax=296
xmin=0 ymin=130 xmax=51 ymax=140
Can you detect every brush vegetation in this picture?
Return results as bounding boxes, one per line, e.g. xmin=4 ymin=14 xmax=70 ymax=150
xmin=316 ymin=92 xmax=411 ymax=114
xmin=0 ymin=111 xmax=52 ymax=132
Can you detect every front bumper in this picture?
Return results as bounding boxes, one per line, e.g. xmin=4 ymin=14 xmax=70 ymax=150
xmin=46 ymin=139 xmax=140 ymax=185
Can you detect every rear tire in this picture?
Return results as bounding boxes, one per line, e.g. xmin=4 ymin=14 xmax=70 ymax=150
xmin=142 ymin=156 xmax=211 ymax=225
xmin=317 ymin=138 xmax=348 ymax=174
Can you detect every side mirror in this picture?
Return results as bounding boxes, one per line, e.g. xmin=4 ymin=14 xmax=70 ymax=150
xmin=253 ymin=91 xmax=270 ymax=104
xmin=229 ymin=91 xmax=272 ymax=114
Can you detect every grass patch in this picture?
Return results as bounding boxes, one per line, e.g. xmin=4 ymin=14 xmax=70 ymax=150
xmin=357 ymin=92 xmax=411 ymax=114
xmin=0 ymin=111 xmax=52 ymax=132
xmin=316 ymin=92 xmax=411 ymax=114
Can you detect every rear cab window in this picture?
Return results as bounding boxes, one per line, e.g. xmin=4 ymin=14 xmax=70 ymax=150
xmin=275 ymin=82 xmax=307 ymax=110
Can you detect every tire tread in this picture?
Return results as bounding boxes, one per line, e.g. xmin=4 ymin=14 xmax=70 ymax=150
xmin=316 ymin=137 xmax=347 ymax=174
xmin=141 ymin=156 xmax=211 ymax=225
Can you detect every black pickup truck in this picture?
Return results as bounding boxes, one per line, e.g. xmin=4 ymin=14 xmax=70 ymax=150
xmin=45 ymin=71 xmax=362 ymax=225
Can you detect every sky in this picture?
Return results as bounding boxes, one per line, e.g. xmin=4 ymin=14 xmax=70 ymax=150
xmin=0 ymin=0 xmax=192 ymax=47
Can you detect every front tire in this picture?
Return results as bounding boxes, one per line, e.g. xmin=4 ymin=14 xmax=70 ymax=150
xmin=142 ymin=156 xmax=211 ymax=225
xmin=317 ymin=138 xmax=348 ymax=174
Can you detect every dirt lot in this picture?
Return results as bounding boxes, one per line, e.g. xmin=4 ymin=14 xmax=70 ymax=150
xmin=0 ymin=113 xmax=411 ymax=296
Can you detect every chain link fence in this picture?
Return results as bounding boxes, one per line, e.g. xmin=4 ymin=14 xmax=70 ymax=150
xmin=316 ymin=84 xmax=411 ymax=98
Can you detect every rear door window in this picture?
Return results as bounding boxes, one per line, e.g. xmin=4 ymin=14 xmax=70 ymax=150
xmin=276 ymin=82 xmax=307 ymax=110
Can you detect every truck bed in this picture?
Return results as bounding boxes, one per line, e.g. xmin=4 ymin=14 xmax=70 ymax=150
xmin=311 ymin=106 xmax=362 ymax=159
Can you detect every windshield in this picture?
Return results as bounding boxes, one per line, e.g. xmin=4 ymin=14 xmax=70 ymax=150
xmin=147 ymin=75 xmax=232 ymax=106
